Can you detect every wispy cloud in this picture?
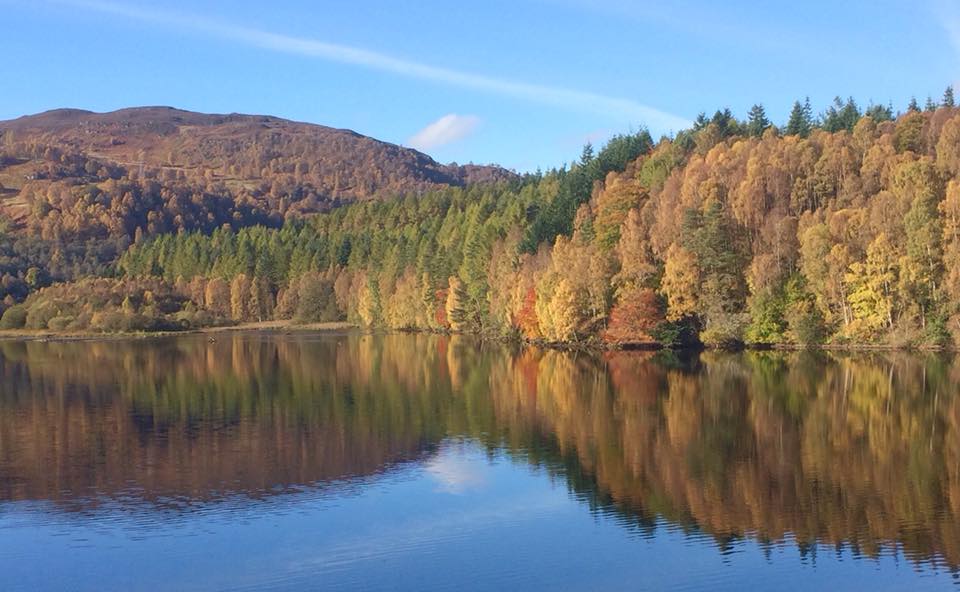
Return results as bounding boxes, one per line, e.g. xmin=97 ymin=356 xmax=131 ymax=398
xmin=43 ymin=0 xmax=690 ymax=131
xmin=408 ymin=114 xmax=480 ymax=152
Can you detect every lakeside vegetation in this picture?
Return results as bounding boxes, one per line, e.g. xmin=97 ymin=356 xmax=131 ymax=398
xmin=3 ymin=93 xmax=960 ymax=348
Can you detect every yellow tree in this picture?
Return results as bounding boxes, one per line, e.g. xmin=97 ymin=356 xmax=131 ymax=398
xmin=204 ymin=277 xmax=230 ymax=318
xmin=845 ymin=233 xmax=898 ymax=340
xmin=592 ymin=173 xmax=645 ymax=250
xmin=230 ymin=274 xmax=251 ymax=321
xmin=544 ymin=278 xmax=581 ymax=342
xmin=661 ymin=243 xmax=699 ymax=320
xmin=936 ymin=114 xmax=960 ymax=177
xmin=941 ymin=181 xmax=960 ymax=343
xmin=445 ymin=276 xmax=466 ymax=332
xmin=942 ymin=181 xmax=960 ymax=303
xmin=357 ymin=275 xmax=381 ymax=327
xmin=614 ymin=208 xmax=656 ymax=290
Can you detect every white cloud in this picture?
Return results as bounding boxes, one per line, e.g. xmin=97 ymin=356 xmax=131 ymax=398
xmin=424 ymin=447 xmax=488 ymax=494
xmin=44 ymin=0 xmax=691 ymax=132
xmin=407 ymin=114 xmax=480 ymax=152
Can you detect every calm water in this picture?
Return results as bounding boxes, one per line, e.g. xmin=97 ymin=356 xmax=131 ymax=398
xmin=0 ymin=333 xmax=959 ymax=590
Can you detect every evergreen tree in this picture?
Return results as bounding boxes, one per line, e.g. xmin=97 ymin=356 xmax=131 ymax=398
xmin=864 ymin=103 xmax=894 ymax=122
xmin=579 ymin=143 xmax=594 ymax=167
xmin=693 ymin=112 xmax=709 ymax=131
xmin=944 ymin=85 xmax=955 ymax=108
xmin=785 ymin=99 xmax=812 ymax=137
xmin=908 ymin=96 xmax=920 ymax=112
xmin=710 ymin=108 xmax=738 ymax=137
xmin=822 ymin=97 xmax=861 ymax=132
xmin=746 ymin=104 xmax=771 ymax=137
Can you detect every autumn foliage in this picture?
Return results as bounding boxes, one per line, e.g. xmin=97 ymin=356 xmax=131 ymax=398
xmin=603 ymin=287 xmax=664 ymax=344
xmin=4 ymin=97 xmax=960 ymax=347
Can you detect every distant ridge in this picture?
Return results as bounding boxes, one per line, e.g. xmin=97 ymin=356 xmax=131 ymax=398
xmin=0 ymin=106 xmax=515 ymax=209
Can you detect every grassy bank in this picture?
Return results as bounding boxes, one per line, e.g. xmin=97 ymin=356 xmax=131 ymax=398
xmin=0 ymin=320 xmax=356 ymax=342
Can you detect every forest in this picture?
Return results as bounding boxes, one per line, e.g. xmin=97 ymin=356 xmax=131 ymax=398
xmin=3 ymin=92 xmax=960 ymax=348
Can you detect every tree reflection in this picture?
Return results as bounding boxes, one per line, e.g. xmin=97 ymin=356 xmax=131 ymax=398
xmin=0 ymin=335 xmax=958 ymax=567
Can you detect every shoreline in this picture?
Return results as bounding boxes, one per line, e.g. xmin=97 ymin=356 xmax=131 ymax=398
xmin=0 ymin=322 xmax=953 ymax=352
xmin=0 ymin=321 xmax=357 ymax=342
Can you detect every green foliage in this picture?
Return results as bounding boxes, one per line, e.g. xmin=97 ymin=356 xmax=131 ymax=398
xmin=746 ymin=104 xmax=771 ymax=137
xmin=0 ymin=304 xmax=27 ymax=329
xmin=895 ymin=112 xmax=926 ymax=153
xmin=745 ymin=288 xmax=787 ymax=344
xmin=864 ymin=103 xmax=894 ymax=122
xmin=785 ymin=98 xmax=814 ymax=137
xmin=681 ymin=201 xmax=749 ymax=344
xmin=650 ymin=318 xmax=699 ymax=347
xmin=637 ymin=140 xmax=685 ymax=192
xmin=783 ymin=276 xmax=825 ymax=346
xmin=821 ymin=97 xmax=861 ymax=132
xmin=521 ymin=131 xmax=653 ymax=252
xmin=295 ymin=274 xmax=340 ymax=323
xmin=25 ymin=300 xmax=59 ymax=330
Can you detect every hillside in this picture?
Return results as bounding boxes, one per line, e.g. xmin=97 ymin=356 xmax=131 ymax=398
xmin=4 ymin=97 xmax=960 ymax=350
xmin=0 ymin=106 xmax=515 ymax=231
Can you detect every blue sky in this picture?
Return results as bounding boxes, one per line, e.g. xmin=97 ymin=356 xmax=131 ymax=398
xmin=2 ymin=0 xmax=959 ymax=171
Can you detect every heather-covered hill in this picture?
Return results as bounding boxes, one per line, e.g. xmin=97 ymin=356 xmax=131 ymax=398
xmin=0 ymin=106 xmax=515 ymax=230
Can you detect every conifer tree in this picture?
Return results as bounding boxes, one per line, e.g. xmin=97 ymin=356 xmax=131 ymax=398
xmin=746 ymin=104 xmax=770 ymax=137
xmin=785 ymin=99 xmax=812 ymax=137
xmin=693 ymin=112 xmax=709 ymax=131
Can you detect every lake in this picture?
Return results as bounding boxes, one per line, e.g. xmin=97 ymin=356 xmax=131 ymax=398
xmin=0 ymin=332 xmax=958 ymax=590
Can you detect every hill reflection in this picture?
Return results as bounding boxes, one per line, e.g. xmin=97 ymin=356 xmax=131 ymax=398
xmin=0 ymin=333 xmax=958 ymax=568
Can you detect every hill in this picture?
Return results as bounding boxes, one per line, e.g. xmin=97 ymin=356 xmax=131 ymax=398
xmin=0 ymin=106 xmax=515 ymax=233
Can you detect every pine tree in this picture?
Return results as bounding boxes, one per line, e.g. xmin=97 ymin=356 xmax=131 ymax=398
xmin=908 ymin=96 xmax=920 ymax=112
xmin=579 ymin=143 xmax=594 ymax=167
xmin=944 ymin=85 xmax=955 ymax=108
xmin=865 ymin=103 xmax=894 ymax=122
xmin=746 ymin=104 xmax=770 ymax=137
xmin=785 ymin=99 xmax=812 ymax=137
xmin=693 ymin=112 xmax=709 ymax=131
xmin=925 ymin=96 xmax=937 ymax=112
xmin=710 ymin=108 xmax=738 ymax=137
xmin=822 ymin=97 xmax=861 ymax=132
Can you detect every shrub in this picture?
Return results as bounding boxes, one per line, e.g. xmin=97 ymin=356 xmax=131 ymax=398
xmin=90 ymin=311 xmax=127 ymax=333
xmin=46 ymin=316 xmax=75 ymax=331
xmin=25 ymin=301 xmax=59 ymax=330
xmin=66 ymin=312 xmax=93 ymax=332
xmin=0 ymin=305 xmax=27 ymax=329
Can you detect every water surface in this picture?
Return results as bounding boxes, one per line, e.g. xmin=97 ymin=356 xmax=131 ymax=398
xmin=0 ymin=333 xmax=958 ymax=590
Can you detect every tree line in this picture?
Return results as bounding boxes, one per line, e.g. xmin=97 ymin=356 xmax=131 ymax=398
xmin=4 ymin=91 xmax=960 ymax=347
